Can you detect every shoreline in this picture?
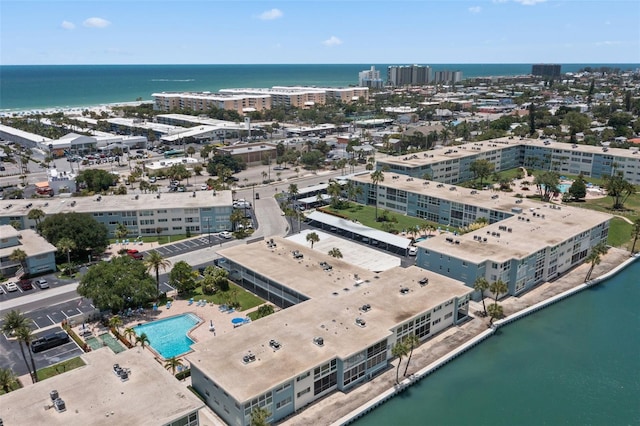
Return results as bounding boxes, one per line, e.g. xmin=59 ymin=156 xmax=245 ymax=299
xmin=0 ymin=100 xmax=152 ymax=118
xmin=279 ymin=247 xmax=634 ymax=426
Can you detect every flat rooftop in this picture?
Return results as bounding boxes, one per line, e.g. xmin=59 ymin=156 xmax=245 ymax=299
xmin=191 ymin=238 xmax=470 ymax=402
xmin=376 ymin=136 xmax=640 ymax=168
xmin=0 ymin=191 xmax=233 ymax=217
xmin=418 ymin=203 xmax=611 ymax=263
xmin=0 ymin=227 xmax=57 ymax=258
xmin=0 ymin=349 xmax=204 ymax=426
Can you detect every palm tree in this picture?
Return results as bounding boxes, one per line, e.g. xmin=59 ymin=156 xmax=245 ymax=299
xmin=306 ymin=232 xmax=320 ymax=249
xmin=27 ymin=208 xmax=45 ymax=227
xmin=108 ymin=315 xmax=123 ymax=335
xmin=473 ymin=277 xmax=490 ymax=316
xmin=9 ymin=248 xmax=27 ymax=276
xmin=402 ymin=334 xmax=420 ymax=377
xmin=370 ymin=170 xmax=385 ymax=220
xmin=164 ymin=356 xmax=184 ymax=376
xmin=391 ymin=340 xmax=409 ymax=384
xmin=56 ymin=237 xmax=76 ymax=268
xmin=114 ymin=223 xmax=129 ymax=241
xmin=585 ymin=242 xmax=609 ymax=282
xmin=327 ymin=182 xmax=342 ymax=207
xmin=287 ymin=183 xmax=299 ymax=201
xmin=124 ymin=327 xmax=135 ymax=344
xmin=489 ymin=279 xmax=508 ymax=303
xmin=250 ymin=406 xmax=271 ymax=426
xmin=1 ymin=310 xmax=36 ymax=383
xmin=14 ymin=326 xmax=38 ymax=383
xmin=0 ymin=368 xmax=18 ymax=394
xmin=327 ymin=247 xmax=343 ymax=259
xmin=487 ymin=303 xmax=503 ymax=326
xmin=630 ymin=218 xmax=640 ymax=254
xmin=136 ymin=332 xmax=150 ymax=349
xmin=144 ymin=251 xmax=172 ymax=296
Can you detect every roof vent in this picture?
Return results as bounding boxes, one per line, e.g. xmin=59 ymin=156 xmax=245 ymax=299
xmin=399 ymin=287 xmax=410 ymax=295
xmin=419 ymin=277 xmax=429 ymax=286
xmin=242 ymin=353 xmax=256 ymax=364
xmin=313 ymin=337 xmax=324 ymax=346
xmin=269 ymin=339 xmax=281 ymax=350
xmin=50 ymin=390 xmax=59 ymax=401
xmin=53 ymin=398 xmax=66 ymax=413
xmin=355 ymin=318 xmax=366 ymax=327
xmin=360 ymin=304 xmax=371 ymax=312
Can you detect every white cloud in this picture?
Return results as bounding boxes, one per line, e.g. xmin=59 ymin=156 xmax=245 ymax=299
xmin=322 ymin=36 xmax=342 ymax=47
xmin=513 ymin=0 xmax=547 ymax=5
xmin=468 ymin=6 xmax=482 ymax=13
xmin=258 ymin=9 xmax=283 ymax=20
xmin=83 ymin=17 xmax=111 ymax=28
xmin=595 ymin=41 xmax=621 ymax=46
xmin=61 ymin=20 xmax=75 ymax=30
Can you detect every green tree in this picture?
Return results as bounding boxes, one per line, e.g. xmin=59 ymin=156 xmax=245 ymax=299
xmin=27 ymin=208 xmax=45 ymax=226
xmin=0 ymin=367 xmax=18 ymax=394
xmin=136 ymin=332 xmax=150 ymax=349
xmin=39 ymin=212 xmax=109 ymax=254
xmin=250 ymin=406 xmax=271 ymax=426
xmin=306 ymin=231 xmax=320 ymax=248
xmin=211 ymin=267 xmax=230 ymax=292
xmin=370 ymin=169 xmax=385 ymax=220
xmin=78 ymin=256 xmax=157 ymax=311
xmin=487 ymin=303 xmax=504 ymax=326
xmin=256 ymin=304 xmax=275 ymax=319
xmin=167 ymin=163 xmax=191 ymax=184
xmin=164 ymin=356 xmax=184 ymax=376
xmin=391 ymin=340 xmax=409 ymax=384
xmin=9 ymin=249 xmax=27 ymax=275
xmin=327 ymin=182 xmax=342 ymax=208
xmin=169 ymin=261 xmax=197 ymax=294
xmin=489 ymin=279 xmax=508 ymax=303
xmin=469 ymin=159 xmax=495 ymax=187
xmin=473 ymin=277 xmax=490 ymax=316
xmin=56 ymin=237 xmax=76 ymax=269
xmin=186 ymin=146 xmax=196 ymax=157
xmin=630 ymin=219 xmax=640 ymax=254
xmin=114 ymin=223 xmax=129 ymax=241
xmin=14 ymin=326 xmax=38 ymax=383
xmin=567 ymin=175 xmax=587 ymax=201
xmin=402 ymin=334 xmax=420 ymax=377
xmin=76 ymin=169 xmax=117 ymax=192
xmin=1 ymin=311 xmax=37 ymax=383
xmin=584 ymin=242 xmax=609 ymax=282
xmin=144 ymin=250 xmax=172 ymax=296
xmin=124 ymin=327 xmax=135 ymax=344
xmin=108 ymin=315 xmax=123 ymax=334
xmin=534 ymin=171 xmax=560 ymax=201
xmin=603 ymin=171 xmax=635 ymax=210
xmin=328 ymin=247 xmax=343 ymax=259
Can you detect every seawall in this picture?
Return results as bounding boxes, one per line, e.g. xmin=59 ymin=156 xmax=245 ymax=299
xmin=333 ymin=253 xmax=639 ymax=426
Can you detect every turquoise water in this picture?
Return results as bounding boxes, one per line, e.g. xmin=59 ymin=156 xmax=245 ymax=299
xmin=134 ymin=314 xmax=200 ymax=359
xmin=558 ymin=183 xmax=571 ymax=193
xmin=353 ymin=261 xmax=640 ymax=426
xmin=2 ymin=63 xmax=638 ymax=112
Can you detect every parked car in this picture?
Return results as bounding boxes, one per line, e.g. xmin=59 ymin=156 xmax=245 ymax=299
xmin=219 ymin=231 xmax=232 ymax=239
xmin=35 ymin=278 xmax=49 ymax=289
xmin=126 ymin=249 xmax=144 ymax=260
xmin=31 ymin=331 xmax=70 ymax=353
xmin=200 ymin=184 xmax=208 ymax=191
xmin=5 ymin=281 xmax=18 ymax=292
xmin=408 ymin=246 xmax=418 ymax=256
xmin=19 ymin=279 xmax=33 ymax=291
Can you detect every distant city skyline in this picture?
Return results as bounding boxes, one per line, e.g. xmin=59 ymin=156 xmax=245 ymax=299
xmin=1 ymin=0 xmax=639 ymax=65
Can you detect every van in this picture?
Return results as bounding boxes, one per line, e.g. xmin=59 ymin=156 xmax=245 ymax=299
xmin=31 ymin=331 xmax=69 ymax=353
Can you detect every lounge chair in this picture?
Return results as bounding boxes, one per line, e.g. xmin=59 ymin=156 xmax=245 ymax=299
xmin=188 ymin=299 xmax=194 ymax=306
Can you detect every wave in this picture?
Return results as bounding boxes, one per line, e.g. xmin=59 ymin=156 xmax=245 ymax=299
xmin=150 ymin=79 xmax=195 ymax=82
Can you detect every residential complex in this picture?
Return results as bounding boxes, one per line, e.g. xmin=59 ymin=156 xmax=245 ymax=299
xmin=532 ymin=64 xmax=562 ymax=78
xmin=375 ymin=137 xmax=640 ymax=185
xmin=387 ymin=65 xmax=463 ymax=86
xmin=189 ymin=237 xmax=472 ymax=425
xmin=153 ymin=86 xmax=369 ymax=114
xmin=0 ymin=225 xmax=56 ymax=277
xmin=0 ymin=349 xmax=204 ymax=426
xmin=0 ymin=191 xmax=233 ymax=237
xmin=358 ymin=66 xmax=384 ymax=89
xmin=349 ymin=171 xmax=611 ymax=296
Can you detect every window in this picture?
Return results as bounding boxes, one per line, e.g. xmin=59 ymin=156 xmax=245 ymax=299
xmin=276 ymin=396 xmax=292 ymax=409
xmin=296 ymin=387 xmax=310 ymax=398
xmin=297 ymin=371 xmax=310 ymax=382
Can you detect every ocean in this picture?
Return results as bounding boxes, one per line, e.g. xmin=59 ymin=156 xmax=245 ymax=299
xmin=353 ymin=260 xmax=640 ymax=426
xmin=1 ymin=63 xmax=639 ymax=113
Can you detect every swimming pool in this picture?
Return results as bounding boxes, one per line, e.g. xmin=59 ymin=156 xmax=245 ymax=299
xmin=134 ymin=313 xmax=201 ymax=359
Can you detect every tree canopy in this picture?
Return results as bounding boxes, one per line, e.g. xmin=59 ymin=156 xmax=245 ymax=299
xmin=39 ymin=212 xmax=109 ymax=254
xmin=603 ymin=171 xmax=635 ymax=210
xmin=206 ymin=155 xmax=246 ymax=175
xmin=469 ymin=159 xmax=495 ymax=186
xmin=78 ymin=255 xmax=156 ymax=312
xmin=76 ymin=169 xmax=117 ymax=193
xmin=534 ymin=171 xmax=560 ymax=201
xmin=169 ymin=261 xmax=197 ymax=294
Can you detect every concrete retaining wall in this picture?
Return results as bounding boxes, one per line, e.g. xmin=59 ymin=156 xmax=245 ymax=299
xmin=333 ymin=254 xmax=639 ymax=426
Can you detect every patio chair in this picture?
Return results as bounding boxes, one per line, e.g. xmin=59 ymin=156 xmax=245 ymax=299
xmin=188 ymin=299 xmax=194 ymax=306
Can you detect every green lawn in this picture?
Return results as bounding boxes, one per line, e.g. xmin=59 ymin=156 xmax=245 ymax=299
xmin=606 ymin=217 xmax=633 ymax=249
xmin=37 ymin=357 xmax=86 ymax=381
xmin=182 ymin=282 xmax=264 ymax=312
xmin=109 ymin=234 xmax=190 ymax=246
xmin=321 ymin=203 xmax=457 ymax=234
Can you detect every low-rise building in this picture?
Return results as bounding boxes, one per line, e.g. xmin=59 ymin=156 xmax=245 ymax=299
xmin=0 ymin=225 xmax=56 ymax=278
xmin=189 ymin=238 xmax=472 ymax=425
xmin=0 ymin=349 xmax=204 ymax=426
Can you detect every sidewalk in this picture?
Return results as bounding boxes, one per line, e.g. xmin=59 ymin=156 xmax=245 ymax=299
xmin=0 ymin=282 xmax=79 ymax=312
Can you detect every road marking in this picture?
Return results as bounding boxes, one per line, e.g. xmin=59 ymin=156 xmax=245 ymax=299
xmin=46 ymin=315 xmax=56 ymax=325
xmin=163 ymin=282 xmax=175 ymax=291
xmin=32 ymin=319 xmax=41 ymax=329
xmin=61 ymin=310 xmax=69 ymax=319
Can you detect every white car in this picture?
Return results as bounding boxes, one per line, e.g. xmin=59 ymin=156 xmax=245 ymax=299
xmin=5 ymin=281 xmax=18 ymax=292
xmin=200 ymin=184 xmax=208 ymax=191
xmin=220 ymin=231 xmax=232 ymax=239
xmin=408 ymin=246 xmax=418 ymax=256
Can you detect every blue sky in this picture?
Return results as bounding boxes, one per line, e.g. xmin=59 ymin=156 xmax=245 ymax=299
xmin=1 ymin=0 xmax=638 ymax=65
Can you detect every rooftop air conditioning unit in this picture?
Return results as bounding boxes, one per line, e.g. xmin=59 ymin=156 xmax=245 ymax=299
xmin=355 ymin=318 xmax=366 ymax=327
xmin=269 ymin=340 xmax=281 ymax=350
xmin=242 ymin=353 xmax=256 ymax=364
xmin=313 ymin=337 xmax=324 ymax=347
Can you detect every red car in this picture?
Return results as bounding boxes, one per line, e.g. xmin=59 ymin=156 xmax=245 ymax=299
xmin=19 ymin=279 xmax=33 ymax=291
xmin=126 ymin=249 xmax=144 ymax=260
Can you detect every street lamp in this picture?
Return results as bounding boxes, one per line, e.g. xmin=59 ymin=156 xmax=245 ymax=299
xmin=204 ymin=217 xmax=211 ymax=246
